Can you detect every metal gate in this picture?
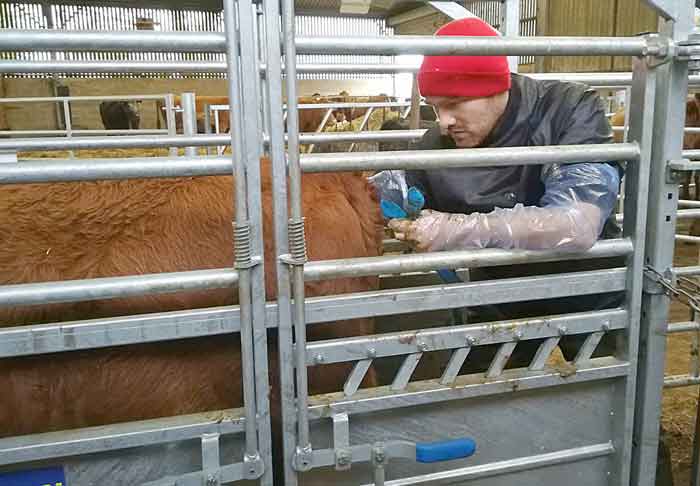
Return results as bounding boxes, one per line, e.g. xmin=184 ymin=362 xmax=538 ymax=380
xmin=0 ymin=1 xmax=698 ymax=485
xmin=0 ymin=1 xmax=273 ymax=485
xmin=264 ymin=1 xmax=688 ymax=485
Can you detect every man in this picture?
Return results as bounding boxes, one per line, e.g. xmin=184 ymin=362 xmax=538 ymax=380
xmin=380 ymin=16 xmax=673 ymax=485
xmin=389 ymin=16 xmax=620 ymax=253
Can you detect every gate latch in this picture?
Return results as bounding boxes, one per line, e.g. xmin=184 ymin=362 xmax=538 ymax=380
xmin=644 ymin=265 xmax=700 ymax=312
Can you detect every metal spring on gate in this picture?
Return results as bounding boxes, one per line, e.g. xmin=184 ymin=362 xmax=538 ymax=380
xmin=233 ymin=221 xmax=252 ymax=268
xmin=288 ymin=217 xmax=308 ymax=265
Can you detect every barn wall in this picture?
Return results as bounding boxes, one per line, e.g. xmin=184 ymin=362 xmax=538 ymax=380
xmin=1 ymin=78 xmax=394 ymax=130
xmin=541 ymin=0 xmax=658 ymax=72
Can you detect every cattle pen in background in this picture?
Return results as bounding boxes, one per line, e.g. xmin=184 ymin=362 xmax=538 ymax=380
xmin=1 ymin=1 xmax=700 ymax=486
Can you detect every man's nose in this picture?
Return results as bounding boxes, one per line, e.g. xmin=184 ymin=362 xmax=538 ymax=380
xmin=438 ymin=111 xmax=454 ymax=130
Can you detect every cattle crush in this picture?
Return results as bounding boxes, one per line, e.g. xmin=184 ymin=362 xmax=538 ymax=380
xmin=1 ymin=1 xmax=700 ymax=485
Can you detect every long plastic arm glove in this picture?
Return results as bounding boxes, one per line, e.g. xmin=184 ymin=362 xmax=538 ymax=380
xmin=389 ymin=162 xmax=620 ymax=252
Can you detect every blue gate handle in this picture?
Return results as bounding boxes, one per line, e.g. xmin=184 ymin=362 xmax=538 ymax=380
xmin=415 ymin=438 xmax=477 ymax=463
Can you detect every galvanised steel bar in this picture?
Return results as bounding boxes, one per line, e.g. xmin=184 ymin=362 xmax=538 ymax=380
xmin=234 ymin=0 xmax=273 ymax=479
xmin=0 ymin=130 xmax=424 ymax=152
xmin=295 ymin=35 xmax=660 ymax=57
xmin=664 ymin=375 xmax=700 ymax=387
xmin=667 ymin=321 xmax=700 ymax=333
xmin=0 ymin=305 xmax=242 ymax=358
xmin=677 ymin=209 xmax=700 ymax=219
xmin=6 ymin=60 xmax=700 ymax=88
xmin=0 ymin=134 xmax=228 ymax=151
xmin=304 ymin=239 xmax=632 ymax=281
xmin=0 ymin=269 xmax=238 ymax=307
xmin=222 ymin=0 xmax=259 ymax=463
xmin=301 ymin=269 xmax=626 ymax=325
xmin=0 ymin=129 xmax=167 ymax=136
xmin=0 ymin=32 xmax=663 ymax=57
xmin=608 ymin=54 xmax=658 ymax=485
xmin=0 ymin=60 xmax=229 ymax=74
xmin=0 ymin=408 xmax=245 ymax=465
xmin=0 ymin=156 xmax=232 ymax=184
xmin=265 ymin=0 xmax=301 ymax=484
xmin=674 ymin=266 xmax=700 ymax=277
xmin=282 ymin=0 xmax=313 ymax=474
xmin=180 ymin=92 xmax=198 ymax=158
xmin=0 ymin=94 xmax=169 ymax=102
xmin=300 ymin=143 xmax=640 ymax=172
xmin=305 ymin=309 xmax=627 ymax=365
xmin=0 ymin=29 xmax=227 ymax=52
xmin=356 ymin=443 xmax=615 ymax=486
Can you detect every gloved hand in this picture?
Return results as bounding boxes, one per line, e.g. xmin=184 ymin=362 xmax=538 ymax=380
xmin=388 ymin=203 xmax=602 ymax=253
xmin=380 ymin=186 xmax=425 ymax=219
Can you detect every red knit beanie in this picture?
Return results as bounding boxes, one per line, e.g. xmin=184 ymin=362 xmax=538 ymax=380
xmin=418 ymin=17 xmax=511 ymax=98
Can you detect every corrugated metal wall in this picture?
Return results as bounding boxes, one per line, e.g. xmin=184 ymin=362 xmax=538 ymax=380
xmin=539 ymin=0 xmax=657 ymax=72
xmin=0 ymin=2 xmax=394 ymax=80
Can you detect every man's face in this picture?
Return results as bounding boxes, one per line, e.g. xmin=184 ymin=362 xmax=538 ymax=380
xmin=426 ymin=92 xmax=509 ymax=148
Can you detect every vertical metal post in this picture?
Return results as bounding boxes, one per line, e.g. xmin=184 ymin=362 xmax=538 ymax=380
xmin=501 ymin=0 xmax=520 ymax=73
xmin=618 ymin=86 xmax=633 ymax=216
xmin=225 ymin=0 xmax=273 ymax=483
xmin=409 ymin=73 xmax=420 ymax=129
xmin=222 ymin=0 xmax=262 ymax=476
xmin=62 ymin=99 xmax=74 ymax=159
xmin=203 ymin=103 xmax=215 ymax=156
xmin=282 ymin=0 xmax=313 ymax=474
xmin=181 ymin=92 xmax=197 ymax=157
xmin=610 ymin=53 xmax=658 ymax=486
xmin=263 ymin=0 xmax=300 ymax=483
xmin=164 ymin=93 xmax=177 ymax=157
xmin=632 ymin=5 xmax=695 ymax=485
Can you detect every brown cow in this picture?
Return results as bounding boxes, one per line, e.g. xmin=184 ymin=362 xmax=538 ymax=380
xmin=0 ymin=162 xmax=382 ymax=448
xmin=610 ymin=93 xmax=700 ymax=200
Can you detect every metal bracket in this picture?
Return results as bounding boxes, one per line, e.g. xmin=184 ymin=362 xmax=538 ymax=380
xmin=279 ymin=253 xmax=306 ymax=266
xmin=372 ymin=443 xmax=387 ymax=466
xmin=667 ymin=158 xmax=693 ymax=183
xmin=333 ymin=412 xmax=352 ymax=471
xmin=201 ymin=433 xmax=221 ymax=486
xmin=234 ymin=255 xmax=262 ymax=270
xmin=644 ymin=265 xmax=675 ymax=295
xmin=243 ymin=452 xmax=264 ymax=480
xmin=643 ymin=34 xmax=674 ymax=68
xmin=293 ymin=444 xmax=314 ymax=472
xmin=677 ymin=32 xmax=700 ymax=74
